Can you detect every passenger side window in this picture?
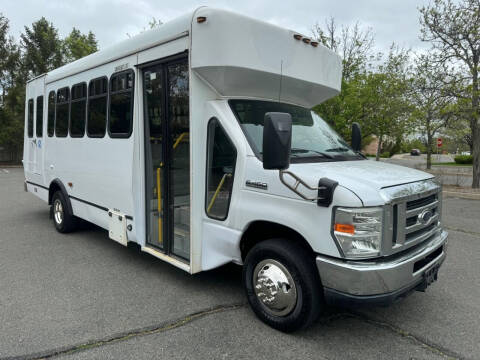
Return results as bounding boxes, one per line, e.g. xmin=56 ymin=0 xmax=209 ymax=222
xmin=27 ymin=99 xmax=34 ymax=138
xmin=47 ymin=91 xmax=55 ymax=137
xmin=70 ymin=83 xmax=86 ymax=137
xmin=205 ymin=118 xmax=237 ymax=220
xmin=55 ymin=87 xmax=69 ymax=137
xmin=109 ymin=70 xmax=134 ymax=137
xmin=36 ymin=96 xmax=43 ymax=137
xmin=87 ymin=77 xmax=108 ymax=137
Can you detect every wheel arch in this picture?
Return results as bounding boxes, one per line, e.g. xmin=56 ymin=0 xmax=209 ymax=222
xmin=48 ymin=179 xmax=73 ymax=215
xmin=239 ymin=220 xmax=315 ymax=261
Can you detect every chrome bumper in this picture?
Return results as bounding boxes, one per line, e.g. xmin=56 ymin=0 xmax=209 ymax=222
xmin=316 ymin=230 xmax=448 ymax=298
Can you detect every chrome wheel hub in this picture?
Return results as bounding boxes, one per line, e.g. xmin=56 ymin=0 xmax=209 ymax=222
xmin=54 ymin=199 xmax=63 ymax=225
xmin=253 ymin=259 xmax=297 ymax=316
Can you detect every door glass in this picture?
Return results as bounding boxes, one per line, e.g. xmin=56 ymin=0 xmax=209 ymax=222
xmin=168 ymin=61 xmax=190 ymax=259
xmin=206 ymin=119 xmax=236 ymax=220
xmin=144 ymin=66 xmax=165 ymax=248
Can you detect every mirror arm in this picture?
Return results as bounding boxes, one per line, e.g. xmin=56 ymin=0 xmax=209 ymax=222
xmin=279 ymin=170 xmax=326 ymax=201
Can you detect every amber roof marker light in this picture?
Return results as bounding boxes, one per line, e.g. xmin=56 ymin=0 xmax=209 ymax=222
xmin=311 ymin=41 xmax=319 ymax=47
xmin=197 ymin=16 xmax=207 ymax=23
xmin=302 ymin=38 xmax=311 ymax=44
xmin=293 ymin=34 xmax=302 ymax=40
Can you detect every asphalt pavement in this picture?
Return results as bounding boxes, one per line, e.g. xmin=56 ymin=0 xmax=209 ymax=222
xmin=0 ymin=168 xmax=479 ymax=360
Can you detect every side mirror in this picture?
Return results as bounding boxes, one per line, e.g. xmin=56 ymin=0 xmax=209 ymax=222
xmin=262 ymin=112 xmax=292 ymax=170
xmin=351 ymin=122 xmax=362 ymax=152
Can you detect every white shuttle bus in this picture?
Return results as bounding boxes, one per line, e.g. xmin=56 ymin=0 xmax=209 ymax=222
xmin=23 ymin=8 xmax=448 ymax=332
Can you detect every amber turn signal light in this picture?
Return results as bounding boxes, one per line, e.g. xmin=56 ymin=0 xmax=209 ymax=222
xmin=334 ymin=223 xmax=355 ymax=234
xmin=197 ymin=16 xmax=207 ymax=23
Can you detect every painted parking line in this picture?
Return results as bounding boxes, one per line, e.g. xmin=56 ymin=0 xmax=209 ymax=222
xmin=2 ymin=169 xmax=9 ymax=174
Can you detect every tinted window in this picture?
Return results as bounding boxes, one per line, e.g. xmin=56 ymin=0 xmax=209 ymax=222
xmin=55 ymin=87 xmax=69 ymax=137
xmin=87 ymin=77 xmax=107 ymax=137
xmin=205 ymin=118 xmax=236 ymax=220
xmin=47 ymin=91 xmax=55 ymax=137
xmin=36 ymin=96 xmax=43 ymax=137
xmin=27 ymin=99 xmax=34 ymax=138
xmin=109 ymin=71 xmax=134 ymax=137
xmin=70 ymin=83 xmax=86 ymax=137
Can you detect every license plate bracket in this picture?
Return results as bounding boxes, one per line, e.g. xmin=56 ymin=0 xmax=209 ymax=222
xmin=417 ymin=264 xmax=439 ymax=292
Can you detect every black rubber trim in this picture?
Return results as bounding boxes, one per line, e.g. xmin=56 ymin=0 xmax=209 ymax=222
xmin=317 ymin=177 xmax=338 ymax=207
xmin=27 ymin=181 xmax=134 ymax=220
xmin=69 ymin=195 xmax=134 ymax=220
xmin=323 ymin=278 xmax=424 ymax=307
xmin=69 ymin=195 xmax=108 ymax=211
xmin=25 ymin=181 xmax=49 ymax=191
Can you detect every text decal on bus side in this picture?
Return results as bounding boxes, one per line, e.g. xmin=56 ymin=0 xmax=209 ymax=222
xmin=115 ymin=63 xmax=129 ymax=72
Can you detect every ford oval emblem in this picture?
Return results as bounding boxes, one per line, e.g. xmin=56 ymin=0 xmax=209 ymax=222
xmin=418 ymin=209 xmax=434 ymax=225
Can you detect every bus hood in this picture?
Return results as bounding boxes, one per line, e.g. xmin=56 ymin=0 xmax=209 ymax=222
xmin=286 ymin=160 xmax=434 ymax=206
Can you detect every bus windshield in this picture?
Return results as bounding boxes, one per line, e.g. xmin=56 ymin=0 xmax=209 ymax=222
xmin=229 ymin=100 xmax=364 ymax=163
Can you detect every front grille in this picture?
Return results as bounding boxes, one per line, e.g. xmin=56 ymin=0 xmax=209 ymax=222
xmin=403 ymin=192 xmax=439 ymax=244
xmin=381 ymin=179 xmax=442 ymax=256
xmin=406 ymin=194 xmax=436 ymax=210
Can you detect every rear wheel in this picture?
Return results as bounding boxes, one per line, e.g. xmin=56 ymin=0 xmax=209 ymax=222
xmin=52 ymin=191 xmax=77 ymax=233
xmin=243 ymin=238 xmax=323 ymax=332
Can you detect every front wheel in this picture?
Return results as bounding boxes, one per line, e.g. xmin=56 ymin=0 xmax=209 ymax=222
xmin=243 ymin=238 xmax=323 ymax=332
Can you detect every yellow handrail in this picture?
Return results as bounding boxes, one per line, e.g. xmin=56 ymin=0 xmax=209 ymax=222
xmin=173 ymin=132 xmax=189 ymax=150
xmin=207 ymin=173 xmax=232 ymax=214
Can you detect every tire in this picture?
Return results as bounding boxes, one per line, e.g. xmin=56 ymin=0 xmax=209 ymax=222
xmin=243 ymin=238 xmax=323 ymax=332
xmin=51 ymin=190 xmax=77 ymax=233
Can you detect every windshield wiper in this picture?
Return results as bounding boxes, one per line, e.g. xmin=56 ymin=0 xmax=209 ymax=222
xmin=291 ymin=148 xmax=334 ymax=159
xmin=325 ymin=147 xmax=350 ymax=152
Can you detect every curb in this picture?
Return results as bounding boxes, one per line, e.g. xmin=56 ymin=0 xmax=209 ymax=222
xmin=443 ymin=190 xmax=480 ymax=200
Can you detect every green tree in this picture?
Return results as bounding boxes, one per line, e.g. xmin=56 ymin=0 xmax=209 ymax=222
xmin=360 ymin=45 xmax=412 ymax=160
xmin=20 ymin=17 xmax=64 ymax=77
xmin=63 ymin=28 xmax=98 ymax=63
xmin=409 ymin=54 xmax=453 ymax=168
xmin=312 ymin=18 xmax=375 ymax=81
xmin=312 ymin=18 xmax=379 ymax=145
xmin=420 ymin=0 xmax=480 ymax=187
xmin=0 ymin=14 xmax=24 ymax=162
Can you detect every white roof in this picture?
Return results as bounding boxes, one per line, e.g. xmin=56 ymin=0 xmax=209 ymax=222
xmin=45 ymin=10 xmax=195 ymax=84
xmin=191 ymin=8 xmax=342 ymax=108
xmin=44 ymin=7 xmax=342 ymax=108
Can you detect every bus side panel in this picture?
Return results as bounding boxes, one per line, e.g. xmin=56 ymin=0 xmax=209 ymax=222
xmin=44 ymin=54 xmax=138 ymax=241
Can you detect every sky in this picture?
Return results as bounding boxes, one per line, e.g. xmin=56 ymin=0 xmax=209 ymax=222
xmin=2 ymin=0 xmax=433 ymax=53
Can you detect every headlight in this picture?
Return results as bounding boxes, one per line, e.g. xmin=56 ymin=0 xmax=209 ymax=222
xmin=333 ymin=207 xmax=383 ymax=259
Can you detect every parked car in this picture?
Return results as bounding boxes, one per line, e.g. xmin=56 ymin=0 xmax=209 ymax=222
xmin=410 ymin=149 xmax=421 ymax=156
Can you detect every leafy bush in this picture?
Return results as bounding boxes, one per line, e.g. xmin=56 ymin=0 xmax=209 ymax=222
xmin=380 ymin=151 xmax=391 ymax=158
xmin=454 ymin=155 xmax=473 ymax=164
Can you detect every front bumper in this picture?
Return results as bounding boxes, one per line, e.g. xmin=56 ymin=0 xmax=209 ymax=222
xmin=316 ymin=230 xmax=448 ymax=306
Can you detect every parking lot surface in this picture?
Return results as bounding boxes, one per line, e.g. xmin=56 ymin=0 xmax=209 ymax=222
xmin=1 ymin=168 xmax=479 ymax=360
